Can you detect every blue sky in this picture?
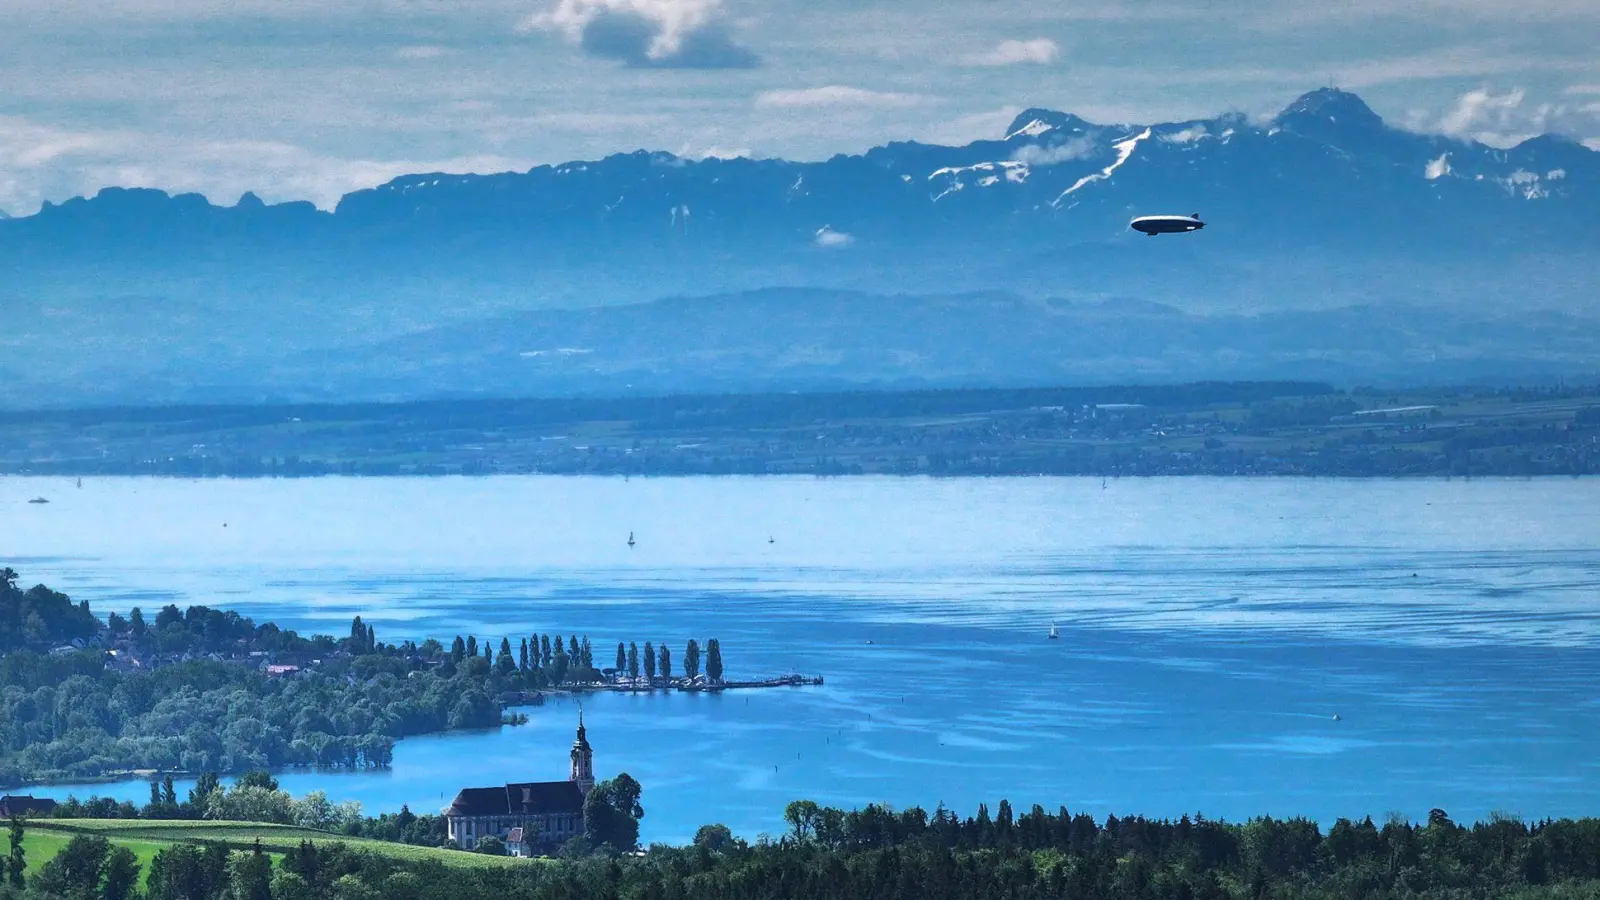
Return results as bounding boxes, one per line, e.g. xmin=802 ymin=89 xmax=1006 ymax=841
xmin=1 ymin=0 xmax=1596 ymax=215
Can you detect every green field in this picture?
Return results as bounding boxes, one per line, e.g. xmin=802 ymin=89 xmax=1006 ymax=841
xmin=23 ymin=820 xmax=533 ymax=871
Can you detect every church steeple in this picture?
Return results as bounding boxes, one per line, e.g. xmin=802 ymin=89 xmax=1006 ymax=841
xmin=570 ymin=709 xmax=595 ymax=795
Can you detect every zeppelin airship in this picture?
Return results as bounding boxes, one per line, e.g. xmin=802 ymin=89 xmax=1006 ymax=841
xmin=1130 ymin=213 xmax=1204 ymax=236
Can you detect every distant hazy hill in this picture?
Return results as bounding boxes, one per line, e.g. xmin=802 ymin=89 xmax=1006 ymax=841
xmin=1 ymin=88 xmax=1595 ymax=406
xmin=3 ymin=288 xmax=1594 ymax=407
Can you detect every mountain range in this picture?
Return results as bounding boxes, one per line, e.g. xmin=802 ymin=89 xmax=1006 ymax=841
xmin=1 ymin=88 xmax=1595 ymax=407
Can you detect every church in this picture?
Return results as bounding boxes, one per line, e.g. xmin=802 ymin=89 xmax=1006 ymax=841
xmin=443 ymin=713 xmax=596 ymax=855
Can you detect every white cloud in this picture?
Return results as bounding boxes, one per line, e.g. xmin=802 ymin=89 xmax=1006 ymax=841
xmin=754 ymin=86 xmax=932 ymax=109
xmin=1563 ymin=84 xmax=1600 ymax=95
xmin=675 ymin=142 xmax=751 ymax=159
xmin=1424 ymin=153 xmax=1451 ymax=179
xmin=1420 ymin=85 xmax=1600 ymax=147
xmin=962 ymin=38 xmax=1060 ymax=67
xmin=1011 ymin=136 xmax=1096 ymax=166
xmin=1162 ymin=125 xmax=1209 ymax=143
xmin=814 ymin=225 xmax=853 ymax=248
xmin=395 ymin=46 xmax=449 ymax=60
xmin=1585 ymin=138 xmax=1600 ymax=151
xmin=520 ymin=0 xmax=758 ymax=68
xmin=1438 ymin=87 xmax=1525 ymax=137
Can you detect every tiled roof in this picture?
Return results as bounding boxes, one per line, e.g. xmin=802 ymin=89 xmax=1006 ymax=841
xmin=509 ymin=781 xmax=584 ymax=815
xmin=0 ymin=795 xmax=57 ymax=816
xmin=446 ymin=781 xmax=584 ymax=817
xmin=446 ymin=787 xmax=510 ymax=816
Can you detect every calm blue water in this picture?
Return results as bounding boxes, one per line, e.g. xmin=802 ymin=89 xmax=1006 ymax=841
xmin=4 ymin=475 xmax=1600 ymax=843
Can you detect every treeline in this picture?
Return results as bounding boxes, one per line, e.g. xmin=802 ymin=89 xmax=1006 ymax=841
xmin=0 ymin=571 xmax=98 ymax=652
xmin=0 ymin=571 xmax=729 ymax=786
xmin=441 ymin=632 xmax=727 ymax=688
xmin=45 ymin=768 xmax=646 ymax=856
xmin=0 ymin=652 xmax=506 ymax=785
xmin=0 ymin=381 xmax=1339 ymax=431
xmin=14 ymin=799 xmax=1600 ymax=900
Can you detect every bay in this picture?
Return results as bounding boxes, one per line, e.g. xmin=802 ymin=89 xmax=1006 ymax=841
xmin=5 ymin=475 xmax=1599 ymax=843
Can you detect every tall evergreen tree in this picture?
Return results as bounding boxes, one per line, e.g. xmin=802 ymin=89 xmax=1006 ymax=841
xmin=466 ymin=636 xmax=478 ymax=659
xmin=519 ymin=638 xmax=530 ymax=673
xmin=541 ymin=635 xmax=552 ymax=667
xmin=568 ymin=635 xmax=580 ymax=658
xmin=658 ymin=644 xmax=672 ymax=680
xmin=685 ymin=639 xmax=701 ymax=680
xmin=451 ymin=636 xmax=466 ymax=663
xmin=706 ymin=639 xmax=724 ymax=682
xmin=129 ymin=606 xmax=146 ymax=638
xmin=628 ymin=643 xmax=640 ymax=680
xmin=349 ymin=616 xmax=367 ymax=653
xmin=644 ymin=642 xmax=657 ymax=680
xmin=8 ymin=817 xmax=24 ymax=888
xmin=616 ymin=643 xmax=627 ymax=671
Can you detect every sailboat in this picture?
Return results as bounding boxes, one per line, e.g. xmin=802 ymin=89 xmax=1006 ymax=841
xmin=627 ymin=531 xmax=636 ymax=548
xmin=1048 ymin=623 xmax=1059 ymax=640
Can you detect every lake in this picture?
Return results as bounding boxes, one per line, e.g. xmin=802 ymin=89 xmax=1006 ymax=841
xmin=5 ymin=475 xmax=1600 ymax=843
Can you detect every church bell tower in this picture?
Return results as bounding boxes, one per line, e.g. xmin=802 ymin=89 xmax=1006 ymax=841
xmin=570 ymin=710 xmax=595 ymax=796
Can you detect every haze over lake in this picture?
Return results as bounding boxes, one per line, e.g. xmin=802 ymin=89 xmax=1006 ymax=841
xmin=5 ymin=475 xmax=1599 ymax=843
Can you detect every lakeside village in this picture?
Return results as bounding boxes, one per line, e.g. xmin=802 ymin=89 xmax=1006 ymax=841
xmin=0 ymin=570 xmax=821 ymax=858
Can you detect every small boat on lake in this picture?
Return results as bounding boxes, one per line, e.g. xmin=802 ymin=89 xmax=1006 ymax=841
xmin=1048 ymin=623 xmax=1059 ymax=640
xmin=627 ymin=531 xmax=636 ymax=548
xmin=27 ymin=497 xmax=49 ymax=504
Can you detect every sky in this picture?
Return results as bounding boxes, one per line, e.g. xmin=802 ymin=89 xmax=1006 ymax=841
xmin=1 ymin=0 xmax=1597 ymax=215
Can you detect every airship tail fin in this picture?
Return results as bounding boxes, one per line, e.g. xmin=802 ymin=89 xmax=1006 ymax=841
xmin=1191 ymin=212 xmax=1201 ymax=220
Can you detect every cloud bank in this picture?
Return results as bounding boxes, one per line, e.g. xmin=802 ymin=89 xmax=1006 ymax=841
xmin=963 ymin=38 xmax=1060 ymax=67
xmin=1012 ymin=136 xmax=1096 ymax=166
xmin=521 ymin=0 xmax=759 ymax=68
xmin=1423 ymin=86 xmax=1600 ymax=147
xmin=754 ymin=85 xmax=932 ymax=109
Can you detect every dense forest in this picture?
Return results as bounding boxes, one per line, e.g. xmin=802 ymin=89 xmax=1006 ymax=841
xmin=0 ymin=570 xmax=723 ymax=786
xmin=12 ymin=797 xmax=1600 ymax=900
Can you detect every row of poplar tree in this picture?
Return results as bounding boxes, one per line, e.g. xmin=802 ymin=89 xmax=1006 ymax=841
xmin=438 ymin=633 xmax=725 ymax=685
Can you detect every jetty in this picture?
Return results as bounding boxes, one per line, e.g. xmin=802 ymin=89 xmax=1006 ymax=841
xmin=677 ymin=674 xmax=823 ymax=692
xmin=503 ymin=673 xmax=824 ymax=704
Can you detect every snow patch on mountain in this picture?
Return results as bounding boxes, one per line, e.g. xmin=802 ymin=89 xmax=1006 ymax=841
xmin=1496 ymin=169 xmax=1550 ymax=199
xmin=1053 ymin=128 xmax=1151 ymax=206
xmin=928 ymin=160 xmax=1030 ymax=199
xmin=1007 ymin=119 xmax=1055 ymax=140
